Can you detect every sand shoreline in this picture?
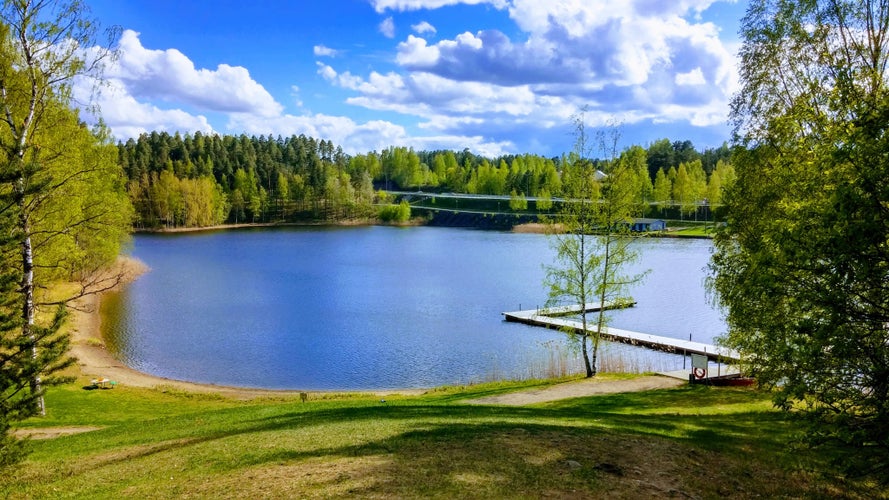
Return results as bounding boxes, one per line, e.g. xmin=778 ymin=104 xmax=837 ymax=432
xmin=68 ymin=256 xmax=423 ymax=399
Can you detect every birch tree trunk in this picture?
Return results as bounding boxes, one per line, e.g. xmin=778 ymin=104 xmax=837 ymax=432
xmin=1 ymin=0 xmax=121 ymax=422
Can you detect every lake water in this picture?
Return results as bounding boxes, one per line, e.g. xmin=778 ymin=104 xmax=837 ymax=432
xmin=101 ymin=226 xmax=725 ymax=390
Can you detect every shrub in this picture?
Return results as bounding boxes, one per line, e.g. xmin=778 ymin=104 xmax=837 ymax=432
xmin=378 ymin=201 xmax=411 ymax=223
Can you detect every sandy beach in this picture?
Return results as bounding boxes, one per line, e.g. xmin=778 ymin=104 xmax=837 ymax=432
xmin=512 ymin=222 xmax=566 ymax=234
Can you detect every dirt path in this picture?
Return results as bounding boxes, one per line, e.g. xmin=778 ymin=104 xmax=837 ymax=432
xmin=13 ymin=426 xmax=104 ymax=440
xmin=464 ymin=375 xmax=685 ymax=406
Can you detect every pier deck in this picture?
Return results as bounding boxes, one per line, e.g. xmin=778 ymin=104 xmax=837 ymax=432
xmin=502 ymin=305 xmax=739 ymax=361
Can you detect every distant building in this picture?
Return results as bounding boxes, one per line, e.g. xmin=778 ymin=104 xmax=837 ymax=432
xmin=628 ymin=218 xmax=666 ymax=232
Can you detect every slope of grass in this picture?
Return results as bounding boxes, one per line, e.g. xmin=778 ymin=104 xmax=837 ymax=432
xmin=2 ymin=378 xmax=883 ymax=499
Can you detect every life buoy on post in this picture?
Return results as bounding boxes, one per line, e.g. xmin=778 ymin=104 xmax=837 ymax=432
xmin=691 ymin=353 xmax=708 ymax=380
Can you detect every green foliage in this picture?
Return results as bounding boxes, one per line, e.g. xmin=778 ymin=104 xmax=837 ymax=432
xmin=710 ymin=0 xmax=889 ymax=478
xmin=652 ymin=168 xmax=671 ymax=210
xmin=129 ymin=171 xmax=227 ymax=228
xmin=508 ymin=189 xmax=527 ymax=211
xmin=544 ymin=116 xmax=647 ymax=378
xmin=706 ymin=160 xmax=735 ymax=207
xmin=119 ymin=129 xmax=739 ymax=227
xmin=0 ymin=0 xmax=129 ymax=467
xmin=619 ymin=145 xmax=653 ymax=210
xmin=536 ymin=188 xmax=553 ymax=211
xmin=378 ymin=200 xmax=411 ymax=223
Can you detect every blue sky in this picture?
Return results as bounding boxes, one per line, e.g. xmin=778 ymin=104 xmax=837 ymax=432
xmin=80 ymin=0 xmax=746 ymax=157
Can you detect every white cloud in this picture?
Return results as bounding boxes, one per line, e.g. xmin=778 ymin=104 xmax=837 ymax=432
xmin=330 ymin=68 xmax=540 ymax=118
xmin=675 ymin=67 xmax=706 ymax=86
xmin=290 ymin=85 xmax=304 ymax=108
xmin=371 ymin=0 xmax=508 ymax=13
xmin=313 ymin=45 xmax=340 ymax=57
xmin=79 ymin=78 xmax=214 ymax=140
xmin=411 ymin=21 xmax=437 ymax=35
xmin=74 ymin=23 xmax=518 ymax=155
xmin=316 ymin=62 xmax=339 ymax=82
xmin=379 ymin=17 xmax=396 ymax=38
xmin=76 ymin=2 xmax=739 ymax=156
xmin=321 ymin=64 xmax=586 ymax=148
xmin=631 ymin=0 xmax=720 ymax=17
xmin=109 ymin=30 xmax=282 ymax=118
xmin=396 ymin=35 xmax=440 ymax=65
xmin=454 ymin=31 xmax=484 ymax=50
xmin=228 ymin=112 xmax=511 ymax=156
xmin=409 ymin=134 xmax=513 ymax=157
xmin=383 ymin=0 xmax=739 ymax=129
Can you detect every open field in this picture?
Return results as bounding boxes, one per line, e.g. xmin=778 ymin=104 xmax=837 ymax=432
xmin=4 ymin=376 xmax=884 ymax=499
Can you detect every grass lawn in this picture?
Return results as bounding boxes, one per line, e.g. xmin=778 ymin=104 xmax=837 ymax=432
xmin=2 ymin=376 xmax=884 ymax=499
xmin=667 ymin=222 xmax=718 ymax=238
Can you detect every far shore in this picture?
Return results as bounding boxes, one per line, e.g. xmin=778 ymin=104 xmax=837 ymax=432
xmin=133 ymin=217 xmax=426 ymax=235
xmin=67 ymin=255 xmax=424 ymax=399
xmin=135 ymin=219 xmax=554 ymax=235
xmin=133 ymin=219 xmax=708 ymax=237
xmin=134 ymin=219 xmax=376 ymax=234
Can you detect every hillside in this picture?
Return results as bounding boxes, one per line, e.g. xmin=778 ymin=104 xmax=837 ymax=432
xmin=4 ymin=377 xmax=882 ymax=498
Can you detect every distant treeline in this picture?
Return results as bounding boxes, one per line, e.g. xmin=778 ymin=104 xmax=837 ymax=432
xmin=117 ymin=132 xmax=733 ymax=229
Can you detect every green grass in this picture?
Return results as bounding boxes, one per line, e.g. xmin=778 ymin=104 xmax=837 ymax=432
xmin=671 ymin=224 xmax=718 ymax=237
xmin=2 ymin=378 xmax=884 ymax=499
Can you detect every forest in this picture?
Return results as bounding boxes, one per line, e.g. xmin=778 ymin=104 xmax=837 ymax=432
xmin=118 ymin=132 xmax=734 ymax=229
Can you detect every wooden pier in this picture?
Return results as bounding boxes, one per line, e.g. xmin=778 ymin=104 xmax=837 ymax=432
xmin=502 ymin=304 xmax=739 ymax=361
xmin=512 ymin=301 xmax=635 ymax=317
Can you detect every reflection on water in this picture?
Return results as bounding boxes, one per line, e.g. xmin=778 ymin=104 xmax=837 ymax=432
xmin=102 ymin=226 xmax=725 ymax=390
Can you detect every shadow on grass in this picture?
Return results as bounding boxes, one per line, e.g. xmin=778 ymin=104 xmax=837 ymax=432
xmin=57 ymin=386 xmax=792 ymax=470
xmin=16 ymin=386 xmax=881 ymax=498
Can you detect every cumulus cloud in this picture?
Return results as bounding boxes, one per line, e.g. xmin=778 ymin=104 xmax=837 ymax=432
xmin=76 ymin=1 xmax=738 ymax=156
xmin=371 ymin=0 xmax=508 ymax=13
xmin=379 ymin=17 xmax=396 ymax=38
xmin=343 ymin=70 xmax=540 ymax=117
xmin=228 ymin=112 xmax=511 ymax=156
xmin=316 ymin=62 xmax=339 ymax=82
xmin=74 ymin=26 xmax=516 ymax=155
xmin=78 ymin=78 xmax=214 ymax=140
xmin=109 ymin=30 xmax=282 ymax=117
xmin=313 ymin=45 xmax=340 ymax=57
xmin=385 ymin=0 xmax=739 ymax=129
xmin=320 ymin=63 xmax=580 ymax=143
xmin=411 ymin=21 xmax=437 ymax=35
xmin=675 ymin=68 xmax=707 ymax=86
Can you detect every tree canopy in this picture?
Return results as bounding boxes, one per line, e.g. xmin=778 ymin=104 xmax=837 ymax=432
xmin=709 ymin=0 xmax=889 ymax=477
xmin=117 ymin=130 xmax=732 ymax=229
xmin=0 ymin=0 xmax=130 ymax=466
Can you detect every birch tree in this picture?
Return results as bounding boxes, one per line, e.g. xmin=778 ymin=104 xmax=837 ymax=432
xmin=544 ymin=113 xmax=647 ymax=377
xmin=709 ymin=0 xmax=889 ymax=478
xmin=0 ymin=0 xmax=129 ymax=465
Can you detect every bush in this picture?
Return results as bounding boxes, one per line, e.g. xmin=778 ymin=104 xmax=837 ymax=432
xmin=378 ymin=201 xmax=411 ymax=223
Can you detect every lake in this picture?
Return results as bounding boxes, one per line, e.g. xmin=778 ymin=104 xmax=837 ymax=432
xmin=101 ymin=226 xmax=725 ymax=390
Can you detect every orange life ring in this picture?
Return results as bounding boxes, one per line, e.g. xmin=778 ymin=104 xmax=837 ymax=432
xmin=693 ymin=367 xmax=706 ymax=379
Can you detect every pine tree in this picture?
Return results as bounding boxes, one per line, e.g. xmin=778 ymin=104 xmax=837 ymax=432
xmin=0 ymin=0 xmax=130 ymax=466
